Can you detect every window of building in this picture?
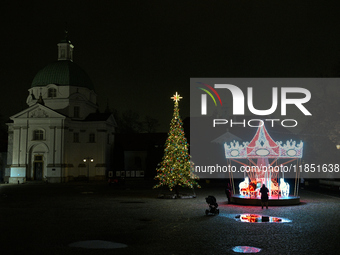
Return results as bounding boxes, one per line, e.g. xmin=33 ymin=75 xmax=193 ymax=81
xmin=73 ymin=133 xmax=79 ymax=143
xmin=33 ymin=130 xmax=44 ymax=140
xmin=74 ymin=106 xmax=80 ymax=118
xmin=35 ymin=155 xmax=43 ymax=161
xmin=107 ymin=134 xmax=110 ymax=144
xmin=89 ymin=133 xmax=95 ymax=143
xmin=48 ymin=88 xmax=57 ymax=98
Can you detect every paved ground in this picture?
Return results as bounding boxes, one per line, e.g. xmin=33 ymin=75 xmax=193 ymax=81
xmin=0 ymin=180 xmax=339 ymax=255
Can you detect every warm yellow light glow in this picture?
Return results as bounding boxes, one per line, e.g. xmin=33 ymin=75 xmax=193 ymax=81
xmin=337 ymin=145 xmax=340 ymax=150
xmin=83 ymin=158 xmax=86 ymax=162
xmin=171 ymin=92 xmax=182 ymax=102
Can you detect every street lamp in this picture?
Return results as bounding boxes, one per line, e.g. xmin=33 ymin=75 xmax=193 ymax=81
xmin=336 ymin=144 xmax=340 ymax=150
xmin=83 ymin=157 xmax=94 ymax=182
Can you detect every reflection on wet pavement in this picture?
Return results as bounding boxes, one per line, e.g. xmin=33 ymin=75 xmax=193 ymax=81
xmin=232 ymin=246 xmax=262 ymax=253
xmin=235 ymin=214 xmax=291 ymax=223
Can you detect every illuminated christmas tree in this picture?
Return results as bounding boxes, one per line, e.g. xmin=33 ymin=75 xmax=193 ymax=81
xmin=154 ymin=92 xmax=200 ymax=197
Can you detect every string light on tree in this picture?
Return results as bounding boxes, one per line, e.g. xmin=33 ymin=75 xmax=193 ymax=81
xmin=154 ymin=92 xmax=200 ymax=197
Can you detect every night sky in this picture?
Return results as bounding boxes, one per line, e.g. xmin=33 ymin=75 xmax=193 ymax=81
xmin=1 ymin=1 xmax=340 ymax=132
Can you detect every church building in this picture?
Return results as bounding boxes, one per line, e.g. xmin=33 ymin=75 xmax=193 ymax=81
xmin=6 ymin=35 xmax=116 ymax=183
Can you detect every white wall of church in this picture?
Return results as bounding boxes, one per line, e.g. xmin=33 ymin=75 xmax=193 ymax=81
xmin=9 ymin=38 xmax=116 ymax=183
xmin=7 ymin=106 xmax=66 ymax=183
xmin=8 ymin=107 xmax=115 ymax=183
xmin=26 ymin=85 xmax=98 ymax=120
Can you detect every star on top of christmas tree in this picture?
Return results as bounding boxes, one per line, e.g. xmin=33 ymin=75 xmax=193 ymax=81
xmin=171 ymin=92 xmax=182 ymax=102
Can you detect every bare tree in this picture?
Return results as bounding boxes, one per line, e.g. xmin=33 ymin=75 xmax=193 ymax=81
xmin=144 ymin=116 xmax=159 ymax=133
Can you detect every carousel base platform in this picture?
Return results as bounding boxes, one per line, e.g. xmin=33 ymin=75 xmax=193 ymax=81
xmin=231 ymin=194 xmax=300 ymax=206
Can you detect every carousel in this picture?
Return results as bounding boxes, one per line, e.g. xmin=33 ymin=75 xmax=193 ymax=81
xmin=224 ymin=125 xmax=302 ymax=205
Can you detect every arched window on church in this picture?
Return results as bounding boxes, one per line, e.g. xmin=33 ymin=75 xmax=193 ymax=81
xmin=33 ymin=130 xmax=44 ymax=140
xmin=48 ymin=88 xmax=57 ymax=98
xmin=74 ymin=106 xmax=80 ymax=118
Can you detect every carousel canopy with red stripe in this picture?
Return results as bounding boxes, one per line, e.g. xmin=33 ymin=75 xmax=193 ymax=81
xmin=224 ymin=125 xmax=303 ymax=159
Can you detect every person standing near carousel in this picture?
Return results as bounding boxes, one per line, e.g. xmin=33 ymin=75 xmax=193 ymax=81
xmin=260 ymin=184 xmax=269 ymax=209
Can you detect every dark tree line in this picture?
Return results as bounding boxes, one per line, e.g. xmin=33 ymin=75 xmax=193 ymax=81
xmin=111 ymin=109 xmax=160 ymax=133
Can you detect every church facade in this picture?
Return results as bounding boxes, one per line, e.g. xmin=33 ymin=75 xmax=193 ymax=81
xmin=6 ymin=36 xmax=116 ymax=183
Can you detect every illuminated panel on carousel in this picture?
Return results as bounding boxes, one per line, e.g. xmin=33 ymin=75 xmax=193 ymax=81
xmin=224 ymin=125 xmax=303 ymax=198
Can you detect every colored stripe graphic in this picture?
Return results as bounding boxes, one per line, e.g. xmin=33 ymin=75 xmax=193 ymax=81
xmin=197 ymin=82 xmax=223 ymax=106
xmin=198 ymin=87 xmax=217 ymax=106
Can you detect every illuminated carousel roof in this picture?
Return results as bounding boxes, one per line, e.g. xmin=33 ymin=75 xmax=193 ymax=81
xmin=224 ymin=125 xmax=303 ymax=159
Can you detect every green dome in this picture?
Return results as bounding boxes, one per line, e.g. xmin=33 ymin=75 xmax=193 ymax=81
xmin=31 ymin=60 xmax=94 ymax=90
